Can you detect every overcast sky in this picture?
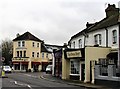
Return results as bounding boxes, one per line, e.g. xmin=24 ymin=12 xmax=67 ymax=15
xmin=0 ymin=0 xmax=119 ymax=45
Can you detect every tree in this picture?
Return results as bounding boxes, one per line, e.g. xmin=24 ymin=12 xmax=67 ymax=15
xmin=0 ymin=39 xmax=13 ymax=66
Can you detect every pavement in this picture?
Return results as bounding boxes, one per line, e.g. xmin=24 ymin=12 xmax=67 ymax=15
xmin=40 ymin=73 xmax=112 ymax=89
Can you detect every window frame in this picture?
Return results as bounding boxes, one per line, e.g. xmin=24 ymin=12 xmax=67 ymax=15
xmin=112 ymin=30 xmax=117 ymax=44
xmin=78 ymin=39 xmax=82 ymax=48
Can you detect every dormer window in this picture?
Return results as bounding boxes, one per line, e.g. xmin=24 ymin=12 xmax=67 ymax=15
xmin=112 ymin=30 xmax=117 ymax=44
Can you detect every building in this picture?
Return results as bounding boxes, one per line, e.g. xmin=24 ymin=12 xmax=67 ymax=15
xmin=12 ymin=32 xmax=52 ymax=72
xmin=62 ymin=4 xmax=120 ymax=84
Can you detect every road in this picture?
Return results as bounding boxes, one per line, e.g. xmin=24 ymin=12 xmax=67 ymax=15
xmin=1 ymin=72 xmax=86 ymax=89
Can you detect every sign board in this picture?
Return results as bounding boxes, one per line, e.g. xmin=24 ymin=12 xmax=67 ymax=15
xmin=66 ymin=50 xmax=82 ymax=58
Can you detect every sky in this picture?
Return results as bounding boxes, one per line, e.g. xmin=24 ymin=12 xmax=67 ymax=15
xmin=0 ymin=0 xmax=119 ymax=45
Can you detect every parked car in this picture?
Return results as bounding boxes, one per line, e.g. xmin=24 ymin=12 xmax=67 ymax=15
xmin=2 ymin=66 xmax=12 ymax=73
xmin=45 ymin=65 xmax=52 ymax=74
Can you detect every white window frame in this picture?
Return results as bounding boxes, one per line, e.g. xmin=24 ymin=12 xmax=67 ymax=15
xmin=70 ymin=59 xmax=80 ymax=75
xmin=94 ymin=34 xmax=102 ymax=45
xmin=32 ymin=42 xmax=35 ymax=47
xmin=42 ymin=52 xmax=44 ymax=59
xmin=18 ymin=41 xmax=21 ymax=47
xmin=78 ymin=39 xmax=82 ymax=48
xmin=37 ymin=43 xmax=39 ymax=47
xmin=32 ymin=52 xmax=35 ymax=57
xmin=37 ymin=52 xmax=39 ymax=58
xmin=73 ymin=41 xmax=75 ymax=48
xmin=22 ymin=41 xmax=25 ymax=47
xmin=112 ymin=30 xmax=117 ymax=44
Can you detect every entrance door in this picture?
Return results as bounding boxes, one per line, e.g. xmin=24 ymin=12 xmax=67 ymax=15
xmin=81 ymin=64 xmax=85 ymax=81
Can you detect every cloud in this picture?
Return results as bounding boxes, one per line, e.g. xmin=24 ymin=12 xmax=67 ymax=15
xmin=0 ymin=0 xmax=119 ymax=45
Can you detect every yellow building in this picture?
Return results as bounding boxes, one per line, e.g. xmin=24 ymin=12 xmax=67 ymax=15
xmin=12 ymin=32 xmax=52 ymax=72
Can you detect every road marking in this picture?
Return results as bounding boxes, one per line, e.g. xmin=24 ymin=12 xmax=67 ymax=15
xmin=13 ymin=80 xmax=32 ymax=89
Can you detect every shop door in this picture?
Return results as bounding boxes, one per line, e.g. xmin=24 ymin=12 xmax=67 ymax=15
xmin=81 ymin=64 xmax=85 ymax=81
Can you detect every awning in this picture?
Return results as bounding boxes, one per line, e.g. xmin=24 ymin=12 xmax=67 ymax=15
xmin=12 ymin=61 xmax=28 ymax=65
xmin=32 ymin=62 xmax=41 ymax=65
xmin=107 ymin=52 xmax=118 ymax=58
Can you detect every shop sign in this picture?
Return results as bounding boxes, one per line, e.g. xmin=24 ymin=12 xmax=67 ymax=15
xmin=66 ymin=50 xmax=81 ymax=58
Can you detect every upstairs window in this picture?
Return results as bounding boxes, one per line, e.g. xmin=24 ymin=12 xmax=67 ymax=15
xmin=18 ymin=41 xmax=21 ymax=47
xmin=94 ymin=34 xmax=102 ymax=45
xmin=20 ymin=51 xmax=22 ymax=57
xmin=32 ymin=42 xmax=35 ymax=47
xmin=32 ymin=52 xmax=35 ymax=57
xmin=46 ymin=53 xmax=48 ymax=58
xmin=73 ymin=41 xmax=75 ymax=48
xmin=37 ymin=43 xmax=39 ymax=47
xmin=24 ymin=51 xmax=26 ymax=57
xmin=22 ymin=41 xmax=25 ymax=47
xmin=37 ymin=52 xmax=39 ymax=58
xmin=17 ymin=51 xmax=19 ymax=57
xmin=42 ymin=53 xmax=44 ymax=59
xmin=78 ymin=39 xmax=82 ymax=48
xmin=112 ymin=30 xmax=117 ymax=44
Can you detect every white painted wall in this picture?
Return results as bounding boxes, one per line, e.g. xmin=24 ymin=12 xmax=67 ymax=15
xmin=69 ymin=24 xmax=119 ymax=49
xmin=108 ymin=25 xmax=119 ymax=49
xmin=86 ymin=28 xmax=106 ymax=47
xmin=70 ymin=35 xmax=84 ymax=49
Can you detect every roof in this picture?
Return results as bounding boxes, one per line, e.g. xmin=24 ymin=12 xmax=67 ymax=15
xmin=41 ymin=43 xmax=52 ymax=53
xmin=45 ymin=44 xmax=63 ymax=48
xmin=13 ymin=32 xmax=43 ymax=42
xmin=88 ymin=14 xmax=119 ymax=32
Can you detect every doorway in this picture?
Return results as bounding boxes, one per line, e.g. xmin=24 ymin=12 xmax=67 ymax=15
xmin=81 ymin=64 xmax=85 ymax=81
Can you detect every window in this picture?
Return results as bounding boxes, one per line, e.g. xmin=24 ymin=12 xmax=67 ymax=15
xmin=22 ymin=41 xmax=25 ymax=47
xmin=37 ymin=43 xmax=39 ymax=47
xmin=69 ymin=43 xmax=71 ymax=48
xmin=20 ymin=51 xmax=22 ymax=57
xmin=24 ymin=51 xmax=26 ymax=57
xmin=94 ymin=34 xmax=102 ymax=45
xmin=46 ymin=53 xmax=48 ymax=58
xmin=37 ymin=52 xmax=39 ymax=58
xmin=42 ymin=53 xmax=44 ymax=59
xmin=78 ymin=39 xmax=82 ymax=48
xmin=73 ymin=41 xmax=75 ymax=48
xmin=18 ymin=41 xmax=21 ymax=47
xmin=112 ymin=30 xmax=117 ymax=44
xmin=17 ymin=51 xmax=19 ymax=57
xmin=32 ymin=42 xmax=35 ymax=47
xmin=32 ymin=52 xmax=35 ymax=57
xmin=70 ymin=60 xmax=80 ymax=74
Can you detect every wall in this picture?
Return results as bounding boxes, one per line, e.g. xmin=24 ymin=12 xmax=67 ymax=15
xmin=85 ymin=47 xmax=111 ymax=83
xmin=108 ymin=25 xmax=119 ymax=49
xmin=86 ymin=29 xmax=106 ymax=47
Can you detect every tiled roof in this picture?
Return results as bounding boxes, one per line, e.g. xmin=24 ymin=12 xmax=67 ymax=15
xmin=88 ymin=14 xmax=119 ymax=32
xmin=41 ymin=43 xmax=52 ymax=53
xmin=13 ymin=32 xmax=43 ymax=42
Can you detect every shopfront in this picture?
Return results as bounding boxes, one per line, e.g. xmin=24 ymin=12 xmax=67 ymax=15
xmin=63 ymin=48 xmax=85 ymax=81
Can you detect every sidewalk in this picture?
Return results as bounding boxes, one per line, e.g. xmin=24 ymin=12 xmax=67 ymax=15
xmin=40 ymin=73 xmax=111 ymax=89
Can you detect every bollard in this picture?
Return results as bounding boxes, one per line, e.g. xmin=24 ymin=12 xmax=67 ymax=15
xmin=1 ymin=70 xmax=7 ymax=78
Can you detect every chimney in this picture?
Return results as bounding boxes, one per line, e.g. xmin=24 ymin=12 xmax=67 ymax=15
xmin=16 ymin=33 xmax=20 ymax=37
xmin=86 ymin=22 xmax=94 ymax=28
xmin=105 ymin=4 xmax=119 ymax=17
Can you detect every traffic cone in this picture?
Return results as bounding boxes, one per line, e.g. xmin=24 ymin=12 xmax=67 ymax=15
xmin=1 ymin=70 xmax=7 ymax=78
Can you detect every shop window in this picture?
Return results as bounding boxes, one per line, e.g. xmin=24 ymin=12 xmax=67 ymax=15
xmin=112 ymin=30 xmax=117 ymax=44
xmin=14 ymin=64 xmax=20 ymax=70
xmin=70 ymin=60 xmax=80 ymax=74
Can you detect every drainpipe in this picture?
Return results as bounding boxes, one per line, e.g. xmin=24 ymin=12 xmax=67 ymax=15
xmin=105 ymin=28 xmax=108 ymax=47
xmin=118 ymin=22 xmax=120 ymax=68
